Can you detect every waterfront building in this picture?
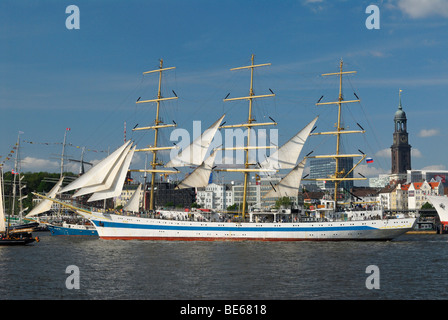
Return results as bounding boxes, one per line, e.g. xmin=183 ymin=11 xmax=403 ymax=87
xmin=115 ymin=184 xmax=144 ymax=209
xmin=369 ymin=174 xmax=390 ymax=188
xmin=390 ymin=90 xmax=411 ymax=184
xmin=309 ymin=157 xmax=354 ymax=190
xmin=378 ymin=185 xmax=393 ymax=210
xmin=378 ymin=184 xmax=409 ymax=211
xmin=232 ymin=182 xmax=261 ymax=210
xmin=378 ymin=181 xmax=443 ymax=211
xmin=148 ymin=181 xmax=195 ymax=209
xmin=407 ymin=169 xmax=448 ymax=184
xmin=259 ymin=174 xmax=288 ymax=209
xmin=406 ymin=181 xmax=443 ymax=210
xmin=196 ymin=174 xmax=296 ymax=211
xmin=391 ymin=184 xmax=408 ymax=211
xmin=196 ymin=183 xmax=233 ymax=210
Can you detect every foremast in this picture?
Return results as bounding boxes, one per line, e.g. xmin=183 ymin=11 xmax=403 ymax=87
xmin=221 ymin=54 xmax=276 ymax=218
xmin=130 ymin=59 xmax=179 ymax=211
xmin=305 ymin=59 xmax=366 ymax=208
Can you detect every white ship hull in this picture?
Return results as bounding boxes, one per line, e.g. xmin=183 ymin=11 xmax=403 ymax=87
xmin=79 ymin=211 xmax=416 ymax=241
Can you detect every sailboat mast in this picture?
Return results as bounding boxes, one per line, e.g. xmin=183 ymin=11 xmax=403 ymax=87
xmin=334 ymin=60 xmax=344 ymax=203
xmin=10 ymin=132 xmax=21 ymax=221
xmin=242 ymin=55 xmax=256 ymax=218
xmin=223 ymin=54 xmax=276 ymax=218
xmin=149 ymin=59 xmax=164 ymax=211
xmin=308 ymin=59 xmax=366 ymax=208
xmin=60 ymin=129 xmax=68 ymax=178
xmin=133 ymin=59 xmax=178 ymax=211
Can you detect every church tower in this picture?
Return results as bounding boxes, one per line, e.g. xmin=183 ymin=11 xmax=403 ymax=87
xmin=391 ymin=89 xmax=411 ymax=179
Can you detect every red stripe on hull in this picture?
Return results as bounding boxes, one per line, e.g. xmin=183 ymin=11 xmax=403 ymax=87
xmin=99 ymin=236 xmax=387 ymax=241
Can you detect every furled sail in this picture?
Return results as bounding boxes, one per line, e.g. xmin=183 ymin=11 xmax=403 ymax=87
xmin=165 ymin=114 xmax=225 ymax=167
xmin=26 ymin=176 xmax=65 ymax=217
xmin=259 ymin=116 xmax=318 ymax=170
xmin=263 ymin=159 xmax=307 ymax=199
xmin=87 ymin=145 xmax=136 ymax=202
xmin=59 ymin=141 xmax=131 ymax=194
xmin=175 ymin=151 xmax=217 ymax=189
xmin=123 ymin=183 xmax=142 ymax=212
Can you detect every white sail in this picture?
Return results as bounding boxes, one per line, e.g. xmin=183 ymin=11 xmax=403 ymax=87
xmin=26 ymin=176 xmax=65 ymax=217
xmin=263 ymin=159 xmax=307 ymax=199
xmin=87 ymin=145 xmax=136 ymax=202
xmin=166 ymin=114 xmax=225 ymax=167
xmin=123 ymin=183 xmax=142 ymax=212
xmin=72 ymin=143 xmax=132 ymax=197
xmin=259 ymin=116 xmax=318 ymax=170
xmin=59 ymin=141 xmax=131 ymax=194
xmin=175 ymin=151 xmax=217 ymax=189
xmin=0 ymin=169 xmax=6 ymax=233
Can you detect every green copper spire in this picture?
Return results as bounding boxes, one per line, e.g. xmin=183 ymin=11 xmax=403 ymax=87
xmin=395 ymin=89 xmax=406 ymax=120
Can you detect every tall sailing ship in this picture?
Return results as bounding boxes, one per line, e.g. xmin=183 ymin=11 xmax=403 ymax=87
xmin=0 ymin=165 xmax=38 ymax=245
xmin=36 ymin=56 xmax=416 ymax=241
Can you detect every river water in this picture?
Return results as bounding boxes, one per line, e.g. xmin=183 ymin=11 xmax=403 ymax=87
xmin=1 ymin=232 xmax=447 ymax=302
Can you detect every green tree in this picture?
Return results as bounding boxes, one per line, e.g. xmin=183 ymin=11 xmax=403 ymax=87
xmin=275 ymin=196 xmax=292 ymax=209
xmin=421 ymin=202 xmax=434 ymax=210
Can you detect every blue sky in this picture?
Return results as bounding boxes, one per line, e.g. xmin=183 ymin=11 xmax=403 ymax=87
xmin=1 ymin=0 xmax=448 ymax=185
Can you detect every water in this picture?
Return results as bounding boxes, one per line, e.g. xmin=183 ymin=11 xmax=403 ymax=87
xmin=1 ymin=232 xmax=447 ymax=300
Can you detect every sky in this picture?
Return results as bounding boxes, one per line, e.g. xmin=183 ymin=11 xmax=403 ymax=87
xmin=1 ymin=0 xmax=448 ymax=186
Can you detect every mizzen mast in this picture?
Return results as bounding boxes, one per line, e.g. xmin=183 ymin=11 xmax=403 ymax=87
xmin=221 ymin=54 xmax=276 ymax=218
xmin=306 ymin=59 xmax=366 ymax=205
xmin=131 ymin=59 xmax=179 ymax=211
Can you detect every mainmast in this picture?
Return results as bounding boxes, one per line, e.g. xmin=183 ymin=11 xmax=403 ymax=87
xmin=11 ymin=131 xmax=27 ymax=226
xmin=131 ymin=59 xmax=179 ymax=211
xmin=60 ymin=128 xmax=69 ymax=178
xmin=306 ymin=59 xmax=366 ymax=206
xmin=221 ymin=54 xmax=276 ymax=218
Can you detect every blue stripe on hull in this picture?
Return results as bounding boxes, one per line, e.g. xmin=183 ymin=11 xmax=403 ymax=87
xmin=48 ymin=225 xmax=98 ymax=236
xmin=92 ymin=220 xmax=377 ymax=232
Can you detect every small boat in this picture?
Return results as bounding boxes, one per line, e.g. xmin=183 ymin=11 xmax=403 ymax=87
xmin=47 ymin=221 xmax=98 ymax=236
xmin=0 ymin=166 xmax=38 ymax=245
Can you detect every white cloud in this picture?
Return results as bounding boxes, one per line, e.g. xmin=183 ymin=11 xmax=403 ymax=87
xmin=375 ymin=148 xmax=391 ymax=158
xmin=375 ymin=147 xmax=422 ymax=158
xmin=397 ymin=0 xmax=448 ymax=18
xmin=302 ymin=0 xmax=326 ymax=12
xmin=355 ymin=164 xmax=388 ymax=178
xmin=412 ymin=148 xmax=422 ymax=158
xmin=20 ymin=157 xmax=59 ymax=172
xmin=421 ymin=164 xmax=447 ymax=170
xmin=418 ymin=129 xmax=440 ymax=138
xmin=18 ymin=156 xmax=95 ymax=174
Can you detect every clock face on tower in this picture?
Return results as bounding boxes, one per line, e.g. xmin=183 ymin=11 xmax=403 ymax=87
xmin=400 ymin=135 xmax=407 ymax=143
